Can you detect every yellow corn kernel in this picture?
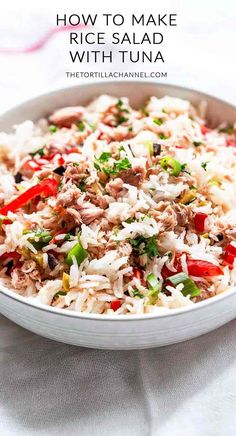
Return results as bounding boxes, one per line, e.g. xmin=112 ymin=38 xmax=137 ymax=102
xmin=62 ymin=272 xmax=70 ymax=292
xmin=179 ymin=191 xmax=196 ymax=205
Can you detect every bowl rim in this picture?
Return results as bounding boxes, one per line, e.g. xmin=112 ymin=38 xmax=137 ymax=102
xmin=0 ymin=80 xmax=235 ymax=121
xmin=0 ymin=80 xmax=235 ymax=322
xmin=1 ymin=283 xmax=236 ymax=321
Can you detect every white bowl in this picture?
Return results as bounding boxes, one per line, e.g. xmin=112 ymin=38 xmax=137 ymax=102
xmin=0 ymin=81 xmax=235 ymax=350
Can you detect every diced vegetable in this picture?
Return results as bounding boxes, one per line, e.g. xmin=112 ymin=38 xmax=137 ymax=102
xmin=23 ymin=159 xmax=42 ymax=172
xmin=146 ymin=272 xmax=159 ymax=290
xmin=14 ymin=172 xmax=23 ymax=183
xmin=132 ymin=289 xmax=144 ymax=298
xmin=194 ymin=212 xmax=208 ymax=233
xmin=159 ymin=133 xmax=168 ymax=140
xmin=53 ymin=166 xmax=66 ymax=176
xmin=162 ymin=257 xmax=223 ymax=279
xmin=65 ymin=241 xmax=88 ymax=266
xmin=0 ymin=178 xmax=59 ymax=216
xmin=144 ymin=142 xmax=154 ymax=156
xmin=179 ymin=191 xmax=196 ymax=205
xmin=168 ymin=272 xmax=201 ymax=297
xmin=223 ymin=243 xmax=236 ymax=269
xmin=48 ymin=253 xmax=58 ymax=270
xmin=62 ymin=272 xmax=70 ymax=291
xmin=76 ymin=121 xmax=85 ymax=131
xmin=0 ymin=252 xmax=21 ymax=261
xmin=0 ymin=216 xmax=12 ymax=229
xmin=153 ymin=143 xmax=161 ymax=156
xmin=133 ymin=267 xmax=144 ymax=282
xmin=160 ymin=156 xmax=182 ymax=176
xmin=201 ymin=126 xmax=211 ymax=135
xmin=110 ymin=300 xmax=122 ymax=311
xmin=147 ymin=288 xmax=159 ymax=304
xmin=153 ymin=118 xmax=163 ymax=126
xmin=186 ymin=260 xmax=223 ymax=277
xmin=28 ymin=230 xmax=52 ymax=250
xmin=49 ymin=125 xmax=58 ymax=133
xmin=146 ymin=272 xmax=160 ymax=304
xmin=226 ymin=138 xmax=236 ymax=147
xmin=219 ymin=125 xmax=234 ymax=134
xmin=30 ymin=147 xmax=45 ymax=157
xmin=55 ymin=290 xmax=67 ymax=297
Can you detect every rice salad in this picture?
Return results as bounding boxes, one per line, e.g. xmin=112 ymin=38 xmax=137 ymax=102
xmin=0 ymin=94 xmax=235 ymax=315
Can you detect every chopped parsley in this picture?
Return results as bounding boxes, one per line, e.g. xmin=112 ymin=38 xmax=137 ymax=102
xmin=78 ymin=180 xmax=86 ymax=192
xmin=219 ymin=125 xmax=234 ymax=134
xmin=94 ymin=162 xmax=101 ymax=172
xmin=115 ymin=99 xmax=129 ymax=126
xmin=97 ymin=152 xmax=111 ymax=163
xmin=28 ymin=229 xmax=52 ymax=250
xmin=145 ymin=237 xmax=159 ymax=258
xmin=64 ymin=233 xmax=72 ymax=241
xmin=76 ymin=121 xmax=86 ymax=131
xmin=113 ymin=157 xmax=131 ymax=173
xmin=30 ymin=147 xmax=45 ymax=157
xmin=128 ymin=126 xmax=133 ymax=132
xmin=116 ymin=114 xmax=129 ymax=126
xmin=159 ymin=133 xmax=168 ymax=140
xmin=130 ymin=235 xmax=146 ymax=248
xmin=193 ymin=141 xmax=202 ymax=147
xmin=201 ymin=161 xmax=208 ymax=171
xmin=130 ymin=235 xmax=159 ymax=259
xmin=125 ymin=217 xmax=134 ymax=224
xmin=141 ymin=106 xmax=149 ymax=116
xmin=97 ymin=157 xmax=131 ymax=177
xmin=55 ymin=290 xmax=67 ymax=297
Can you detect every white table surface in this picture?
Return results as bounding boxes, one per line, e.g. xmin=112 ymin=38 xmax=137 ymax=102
xmin=0 ymin=1 xmax=235 ymax=435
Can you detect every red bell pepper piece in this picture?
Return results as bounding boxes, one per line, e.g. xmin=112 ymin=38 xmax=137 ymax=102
xmin=222 ymin=243 xmax=236 ymax=269
xmin=0 ymin=178 xmax=59 ymax=216
xmin=161 ymin=264 xmax=177 ymax=280
xmin=201 ymin=126 xmax=212 ymax=135
xmin=110 ymin=300 xmax=122 ymax=311
xmin=194 ymin=212 xmax=208 ymax=233
xmin=225 ymin=244 xmax=236 ymax=256
xmin=133 ymin=267 xmax=143 ymax=280
xmin=162 ymin=256 xmax=223 ymax=278
xmin=0 ymin=252 xmax=21 ymax=261
xmin=132 ymin=267 xmax=146 ymax=286
xmin=226 ymin=138 xmax=236 ymax=147
xmin=58 ymin=156 xmax=65 ymax=166
xmin=23 ymin=159 xmax=42 ymax=172
xmin=67 ymin=147 xmax=79 ymax=154
xmin=51 ymin=229 xmax=68 ymax=244
xmin=186 ymin=259 xmax=223 ymax=277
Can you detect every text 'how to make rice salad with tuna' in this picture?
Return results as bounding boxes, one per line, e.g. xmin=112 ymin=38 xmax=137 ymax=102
xmin=0 ymin=94 xmax=235 ymax=314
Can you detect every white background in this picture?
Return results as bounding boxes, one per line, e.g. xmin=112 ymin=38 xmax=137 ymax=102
xmin=0 ymin=1 xmax=236 ymax=435
xmin=0 ymin=0 xmax=235 ymax=113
